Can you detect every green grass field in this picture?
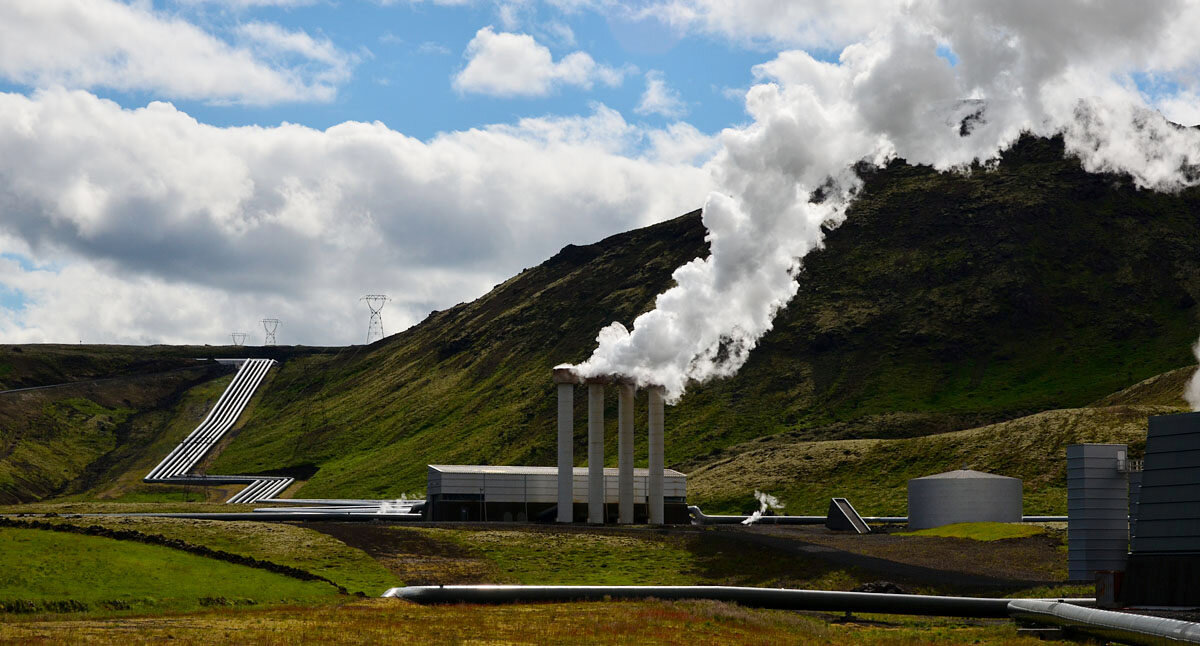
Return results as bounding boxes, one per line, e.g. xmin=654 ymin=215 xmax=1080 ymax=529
xmin=38 ymin=517 xmax=398 ymax=596
xmin=0 ymin=527 xmax=338 ymax=615
xmin=0 ymin=598 xmax=1079 ymax=645
xmin=897 ymin=522 xmax=1047 ymax=542
xmin=398 ymin=526 xmax=864 ymax=589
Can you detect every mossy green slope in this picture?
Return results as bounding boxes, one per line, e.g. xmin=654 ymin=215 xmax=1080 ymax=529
xmin=0 ymin=527 xmax=336 ymax=614
xmin=209 ymin=135 xmax=1200 ymax=498
xmin=0 ymin=367 xmax=227 ymax=504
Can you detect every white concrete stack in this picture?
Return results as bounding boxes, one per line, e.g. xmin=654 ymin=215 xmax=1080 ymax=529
xmin=553 ymin=367 xmax=668 ymax=525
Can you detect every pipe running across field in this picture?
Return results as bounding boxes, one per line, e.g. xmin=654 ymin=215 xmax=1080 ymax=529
xmin=1008 ymin=600 xmax=1200 ymax=645
xmin=384 ymin=586 xmax=1200 ymax=645
xmin=383 ymin=584 xmax=1088 ymax=618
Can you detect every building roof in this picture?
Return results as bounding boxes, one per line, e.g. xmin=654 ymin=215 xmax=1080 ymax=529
xmin=911 ymin=469 xmax=1018 ymax=480
xmin=428 ymin=464 xmax=686 ymax=477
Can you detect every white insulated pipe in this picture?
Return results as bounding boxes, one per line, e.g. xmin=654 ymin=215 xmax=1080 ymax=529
xmin=556 ymin=382 xmax=574 ymax=523
xmin=648 ymin=386 xmax=665 ymax=525
xmin=617 ymin=384 xmax=635 ymax=524
xmin=587 ymin=383 xmax=605 ymax=524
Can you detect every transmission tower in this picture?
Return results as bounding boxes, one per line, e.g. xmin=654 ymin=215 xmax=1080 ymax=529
xmin=262 ymin=318 xmax=280 ymax=346
xmin=231 ymin=332 xmax=247 ymax=346
xmin=361 ymin=295 xmax=389 ymax=343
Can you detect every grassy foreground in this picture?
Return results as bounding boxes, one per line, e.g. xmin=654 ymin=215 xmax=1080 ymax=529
xmin=36 ymin=517 xmax=397 ymax=597
xmin=0 ymin=527 xmax=337 ymax=615
xmin=0 ymin=598 xmax=1077 ymax=645
xmin=897 ymin=523 xmax=1047 ymax=542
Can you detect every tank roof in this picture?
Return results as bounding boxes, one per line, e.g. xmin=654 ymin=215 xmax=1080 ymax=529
xmin=911 ymin=469 xmax=1018 ymax=481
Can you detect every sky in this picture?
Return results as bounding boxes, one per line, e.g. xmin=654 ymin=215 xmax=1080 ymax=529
xmin=1 ymin=0 xmax=1199 ymax=349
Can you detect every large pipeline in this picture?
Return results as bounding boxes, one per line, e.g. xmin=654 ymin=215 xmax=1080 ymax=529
xmin=382 ymin=584 xmax=1084 ymax=618
xmin=1009 ymin=600 xmax=1200 ymax=645
xmin=384 ymin=585 xmax=1200 ymax=645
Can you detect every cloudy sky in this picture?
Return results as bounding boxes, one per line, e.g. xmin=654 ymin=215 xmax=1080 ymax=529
xmin=1 ymin=1 xmax=1198 ymax=348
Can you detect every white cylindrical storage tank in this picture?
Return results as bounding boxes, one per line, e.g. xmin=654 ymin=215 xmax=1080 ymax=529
xmin=907 ymin=469 xmax=1022 ymax=530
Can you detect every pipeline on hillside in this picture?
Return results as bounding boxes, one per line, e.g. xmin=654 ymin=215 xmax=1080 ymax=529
xmin=383 ymin=585 xmax=1200 ymax=645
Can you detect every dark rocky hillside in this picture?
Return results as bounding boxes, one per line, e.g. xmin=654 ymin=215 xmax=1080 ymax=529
xmin=200 ymin=135 xmax=1200 ymax=499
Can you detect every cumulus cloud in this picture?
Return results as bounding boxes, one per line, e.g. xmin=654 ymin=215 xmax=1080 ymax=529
xmin=0 ymin=89 xmax=711 ymax=345
xmin=648 ymin=0 xmax=897 ymax=50
xmin=454 ymin=26 xmax=631 ymax=97
xmin=0 ymin=0 xmax=354 ymax=104
xmin=635 ymin=70 xmax=687 ymax=118
xmin=568 ymin=0 xmax=1200 ymax=400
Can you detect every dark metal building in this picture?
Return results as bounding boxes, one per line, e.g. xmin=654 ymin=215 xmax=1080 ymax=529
xmin=1123 ymin=412 xmax=1200 ymax=605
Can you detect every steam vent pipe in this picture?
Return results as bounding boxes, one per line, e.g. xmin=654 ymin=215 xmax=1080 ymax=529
xmin=618 ymin=384 xmax=635 ymax=524
xmin=587 ymin=381 xmax=605 ymax=524
xmin=648 ymin=386 xmax=665 ymax=525
xmin=554 ymin=369 xmax=574 ymax=523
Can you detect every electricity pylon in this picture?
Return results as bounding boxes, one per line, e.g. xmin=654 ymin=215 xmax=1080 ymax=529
xmin=231 ymin=332 xmax=247 ymax=346
xmin=362 ymin=295 xmax=389 ymax=343
xmin=262 ymin=319 xmax=280 ymax=346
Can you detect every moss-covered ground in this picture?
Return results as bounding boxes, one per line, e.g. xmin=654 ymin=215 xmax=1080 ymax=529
xmin=897 ymin=522 xmax=1047 ymax=542
xmin=0 ymin=598 xmax=1079 ymax=645
xmin=35 ymin=517 xmax=397 ymax=597
xmin=0 ymin=527 xmax=337 ymax=616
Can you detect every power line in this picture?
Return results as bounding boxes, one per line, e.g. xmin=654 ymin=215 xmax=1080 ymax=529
xmin=361 ymin=295 xmax=389 ymax=343
xmin=261 ymin=318 xmax=280 ymax=346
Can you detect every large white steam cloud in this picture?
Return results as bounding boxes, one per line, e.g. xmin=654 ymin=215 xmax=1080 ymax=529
xmin=568 ymin=0 xmax=1200 ymax=402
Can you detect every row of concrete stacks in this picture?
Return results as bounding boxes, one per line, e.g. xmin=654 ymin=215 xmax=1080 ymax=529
xmin=553 ymin=367 xmax=665 ymax=525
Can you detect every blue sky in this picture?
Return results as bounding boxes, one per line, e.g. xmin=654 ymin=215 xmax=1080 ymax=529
xmin=0 ymin=2 xmax=775 ymax=140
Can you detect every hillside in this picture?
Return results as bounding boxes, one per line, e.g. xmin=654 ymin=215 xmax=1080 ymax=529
xmin=193 ymin=134 xmax=1200 ymax=500
xmin=0 ymin=345 xmax=338 ymax=503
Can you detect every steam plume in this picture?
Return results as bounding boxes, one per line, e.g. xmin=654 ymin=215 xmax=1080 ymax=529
xmin=567 ymin=1 xmax=1200 ymax=402
xmin=1185 ymin=341 xmax=1200 ymax=411
xmin=742 ymin=490 xmax=784 ymax=525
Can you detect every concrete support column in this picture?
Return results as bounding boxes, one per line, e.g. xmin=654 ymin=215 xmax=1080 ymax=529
xmin=587 ymin=383 xmax=605 ymax=524
xmin=617 ymin=384 xmax=635 ymax=524
xmin=555 ymin=375 xmax=574 ymax=523
xmin=647 ymin=386 xmax=665 ymax=525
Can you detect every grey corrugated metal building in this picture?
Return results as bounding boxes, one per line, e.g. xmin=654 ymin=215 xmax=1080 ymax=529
xmin=425 ymin=465 xmax=688 ymax=523
xmin=1066 ymin=444 xmax=1133 ymax=582
xmin=1123 ymin=413 xmax=1200 ymax=605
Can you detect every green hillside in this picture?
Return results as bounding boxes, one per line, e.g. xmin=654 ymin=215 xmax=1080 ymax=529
xmin=0 ymin=345 xmax=339 ymax=503
xmin=196 ymin=134 xmax=1200 ymax=499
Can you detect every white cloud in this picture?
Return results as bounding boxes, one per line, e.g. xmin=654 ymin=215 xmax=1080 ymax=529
xmin=0 ymin=0 xmax=355 ymax=104
xmin=0 ymin=89 xmax=712 ymax=345
xmin=237 ymin=22 xmax=359 ymax=88
xmin=1156 ymin=91 xmax=1200 ymax=127
xmin=635 ymin=70 xmax=687 ymax=118
xmin=542 ymin=21 xmax=577 ymax=47
xmin=454 ymin=26 xmax=632 ymax=97
xmin=647 ymin=0 xmax=897 ymax=50
xmin=417 ymin=41 xmax=452 ymax=55
xmin=646 ymin=122 xmax=718 ymax=165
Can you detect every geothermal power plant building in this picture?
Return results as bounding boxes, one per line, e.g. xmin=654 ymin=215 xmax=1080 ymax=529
xmin=424 ymin=465 xmax=687 ymax=522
